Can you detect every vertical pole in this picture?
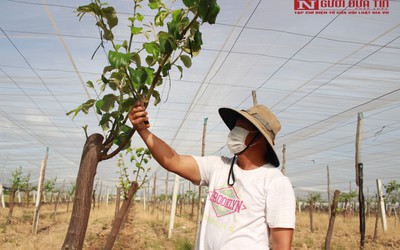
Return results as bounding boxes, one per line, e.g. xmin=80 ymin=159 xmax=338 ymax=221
xmin=376 ymin=179 xmax=387 ymax=232
xmin=53 ymin=179 xmax=65 ymax=218
xmin=0 ymin=183 xmax=5 ymax=208
xmin=252 ymin=90 xmax=258 ymax=105
xmin=32 ymin=146 xmax=49 ymax=235
xmin=195 ymin=118 xmax=208 ymax=243
xmin=355 ymin=112 xmax=365 ymax=248
xmin=327 ymin=165 xmax=331 ymax=217
xmin=163 ymin=172 xmax=169 ymax=223
xmin=17 ymin=191 xmax=21 ymax=204
xmin=143 ymin=185 xmax=146 ymax=211
xmin=168 ymin=174 xmax=180 ymax=239
xmin=281 ymin=144 xmax=286 ymax=175
xmin=152 ymin=174 xmax=157 ymax=214
xmin=97 ymin=181 xmax=103 ymax=209
xmin=106 ymin=186 xmax=109 ymax=206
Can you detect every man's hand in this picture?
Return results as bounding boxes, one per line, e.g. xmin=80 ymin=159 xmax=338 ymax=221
xmin=128 ymin=101 xmax=150 ymax=131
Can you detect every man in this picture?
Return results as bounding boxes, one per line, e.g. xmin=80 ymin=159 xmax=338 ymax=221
xmin=129 ymin=102 xmax=295 ymax=250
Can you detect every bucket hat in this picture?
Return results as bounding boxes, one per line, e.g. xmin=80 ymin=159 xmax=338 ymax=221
xmin=219 ymin=104 xmax=281 ymax=167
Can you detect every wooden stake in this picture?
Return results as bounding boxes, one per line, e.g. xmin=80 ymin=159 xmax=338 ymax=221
xmin=168 ymin=174 xmax=180 ymax=238
xmin=327 ymin=165 xmax=331 ymax=217
xmin=0 ymin=183 xmax=5 ymax=208
xmin=355 ymin=112 xmax=365 ymax=248
xmin=281 ymin=144 xmax=286 ymax=175
xmin=32 ymin=147 xmax=49 ymax=235
xmin=53 ymin=179 xmax=65 ymax=218
xmin=195 ymin=117 xmax=208 ymax=243
xmin=162 ymin=172 xmax=169 ymax=223
xmin=325 ymin=190 xmax=340 ymax=250
xmin=252 ymin=90 xmax=258 ymax=105
xmin=373 ymin=194 xmax=380 ymax=241
xmin=376 ymin=179 xmax=387 ymax=232
xmin=106 ymin=186 xmax=109 ymax=206
xmin=142 ymin=185 xmax=146 ymax=210
xmin=355 ymin=113 xmax=363 ymax=186
xmin=97 ymin=181 xmax=103 ymax=209
xmin=152 ymin=174 xmax=157 ymax=214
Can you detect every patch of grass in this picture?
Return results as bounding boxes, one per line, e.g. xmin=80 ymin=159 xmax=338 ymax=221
xmin=21 ymin=211 xmax=32 ymax=223
xmin=300 ymin=236 xmax=315 ymax=248
xmin=0 ymin=223 xmax=7 ymax=233
xmin=330 ymin=241 xmax=347 ymax=250
xmin=175 ymin=237 xmax=193 ymax=250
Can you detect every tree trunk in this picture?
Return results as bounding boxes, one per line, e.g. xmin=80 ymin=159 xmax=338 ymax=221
xmin=92 ymin=189 xmax=96 ymax=211
xmin=115 ymin=187 xmax=121 ymax=221
xmin=62 ymin=134 xmax=104 ymax=250
xmin=67 ymin=198 xmax=70 ymax=213
xmin=6 ymin=190 xmax=16 ymax=224
xmin=104 ymin=181 xmax=138 ymax=250
xmin=373 ymin=201 xmax=379 ymax=241
xmin=325 ymin=190 xmax=340 ymax=250
xmin=26 ymin=190 xmax=30 ymax=208
xmin=53 ymin=180 xmax=65 ymax=219
xmin=310 ymin=199 xmax=315 ymax=233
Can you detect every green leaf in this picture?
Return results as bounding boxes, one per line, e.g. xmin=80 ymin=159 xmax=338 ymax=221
xmin=122 ymin=97 xmax=136 ymax=112
xmin=144 ymin=42 xmax=160 ymax=57
xmin=136 ymin=13 xmax=144 ymax=22
xmin=180 ymin=55 xmax=192 ymax=68
xmin=108 ymin=51 xmax=131 ymax=68
xmin=167 ymin=21 xmax=180 ymax=40
xmin=100 ymin=26 xmax=114 ymax=41
xmin=145 ymin=56 xmax=156 ymax=66
xmin=102 ymin=6 xmax=118 ymax=29
xmin=183 ymin=30 xmax=202 ymax=56
xmin=182 ymin=0 xmax=197 ymax=8
xmin=76 ymin=3 xmax=101 ymax=20
xmin=158 ymin=32 xmax=177 ymax=54
xmin=101 ymin=94 xmax=118 ymax=112
xmin=101 ymin=74 xmax=109 ymax=84
xmin=172 ymin=9 xmax=183 ymax=22
xmin=154 ymin=10 xmax=169 ymax=26
xmin=198 ymin=0 xmax=220 ymax=24
xmin=207 ymin=0 xmax=220 ymax=24
xmin=149 ymin=0 xmax=165 ymax=10
xmin=144 ymin=68 xmax=155 ymax=85
xmin=82 ymin=99 xmax=96 ymax=114
xmin=129 ymin=67 xmax=148 ymax=88
xmin=95 ymin=99 xmax=104 ymax=115
xmin=66 ymin=106 xmax=82 ymax=118
xmin=161 ymin=62 xmax=171 ymax=77
xmin=176 ymin=65 xmax=183 ymax=79
xmin=131 ymin=26 xmax=142 ymax=35
xmin=103 ymin=65 xmax=115 ymax=74
xmin=99 ymin=113 xmax=111 ymax=130
xmin=152 ymin=90 xmax=161 ymax=106
xmin=131 ymin=53 xmax=141 ymax=67
xmin=86 ymin=80 xmax=94 ymax=89
xmin=121 ymin=40 xmax=128 ymax=50
xmin=100 ymin=83 xmax=106 ymax=92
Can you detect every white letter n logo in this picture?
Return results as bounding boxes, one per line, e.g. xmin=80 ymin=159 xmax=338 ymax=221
xmin=295 ymin=0 xmax=318 ymax=10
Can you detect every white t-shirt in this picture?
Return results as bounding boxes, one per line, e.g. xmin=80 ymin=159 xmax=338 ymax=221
xmin=193 ymin=155 xmax=295 ymax=250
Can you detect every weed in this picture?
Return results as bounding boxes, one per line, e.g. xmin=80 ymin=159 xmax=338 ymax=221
xmin=176 ymin=237 xmax=193 ymax=250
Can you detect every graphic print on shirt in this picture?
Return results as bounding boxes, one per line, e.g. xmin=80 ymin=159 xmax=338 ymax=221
xmin=208 ymin=186 xmax=246 ymax=217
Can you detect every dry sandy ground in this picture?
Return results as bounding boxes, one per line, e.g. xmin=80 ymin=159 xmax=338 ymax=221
xmin=1 ymin=203 xmax=399 ymax=249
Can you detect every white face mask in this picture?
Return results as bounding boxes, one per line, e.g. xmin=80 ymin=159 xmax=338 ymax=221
xmin=227 ymin=126 xmax=250 ymax=155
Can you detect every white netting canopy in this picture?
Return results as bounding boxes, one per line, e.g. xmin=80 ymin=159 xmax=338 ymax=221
xmin=1 ymin=0 xmax=399 ymax=197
